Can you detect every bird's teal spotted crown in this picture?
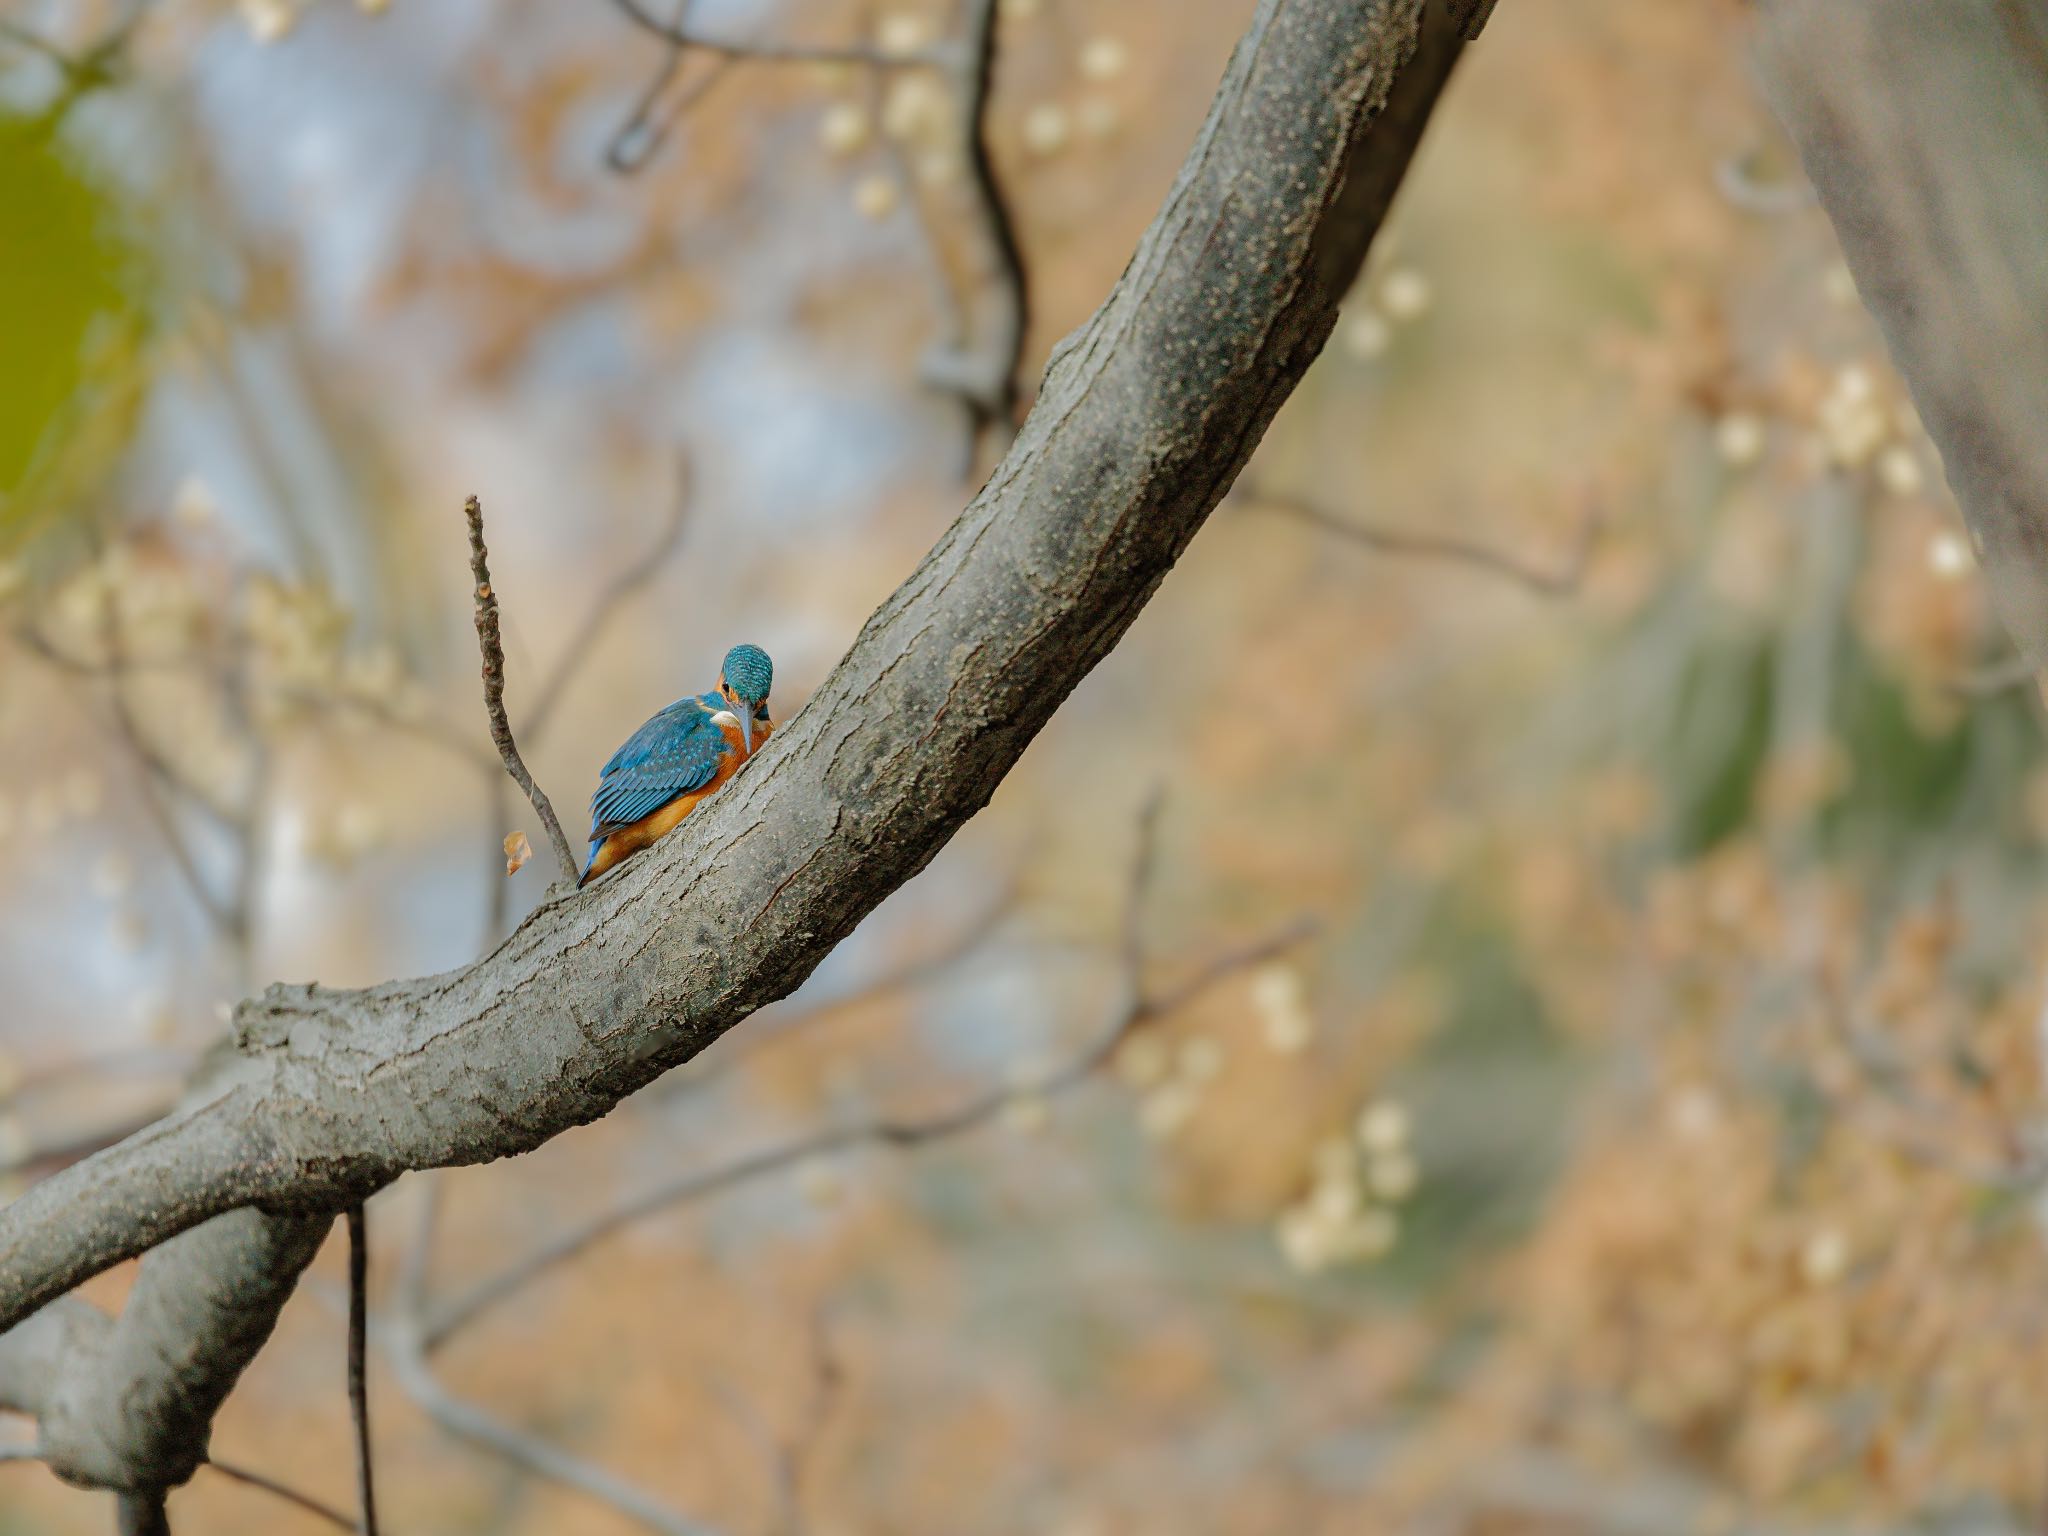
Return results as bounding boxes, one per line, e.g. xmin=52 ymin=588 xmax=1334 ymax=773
xmin=721 ymin=644 xmax=773 ymax=709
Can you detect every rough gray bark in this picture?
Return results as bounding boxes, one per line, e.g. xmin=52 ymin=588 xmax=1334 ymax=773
xmin=0 ymin=0 xmax=1471 ymax=1508
xmin=0 ymin=1053 xmax=331 ymax=1491
xmin=1755 ymin=0 xmax=2048 ymax=668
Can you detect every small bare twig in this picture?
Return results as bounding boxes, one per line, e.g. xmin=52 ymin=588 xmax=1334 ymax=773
xmin=0 ymin=1441 xmax=359 ymax=1532
xmin=424 ymin=802 xmax=1310 ymax=1349
xmin=1241 ymin=485 xmax=1602 ymax=597
xmin=346 ymin=1206 xmax=379 ymax=1536
xmin=204 ymin=1460 xmax=356 ymax=1532
xmin=463 ymin=496 xmax=579 ymax=884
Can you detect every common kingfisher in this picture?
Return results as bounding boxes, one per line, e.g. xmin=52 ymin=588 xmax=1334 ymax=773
xmin=578 ymin=643 xmax=775 ymax=886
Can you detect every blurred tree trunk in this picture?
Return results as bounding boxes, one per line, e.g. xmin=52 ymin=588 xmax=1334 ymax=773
xmin=1757 ymin=0 xmax=2048 ymax=668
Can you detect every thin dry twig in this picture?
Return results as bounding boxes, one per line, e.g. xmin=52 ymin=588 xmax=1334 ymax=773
xmin=0 ymin=1438 xmax=358 ymax=1532
xmin=424 ymin=802 xmax=1311 ymax=1349
xmin=346 ymin=1206 xmax=379 ymax=1536
xmin=463 ymin=495 xmax=579 ymax=884
xmin=1242 ymin=485 xmax=1602 ymax=597
xmin=477 ymin=460 xmax=693 ymax=939
xmin=202 ymin=1459 xmax=357 ymax=1533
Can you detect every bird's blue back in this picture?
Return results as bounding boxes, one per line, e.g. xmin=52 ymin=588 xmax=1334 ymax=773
xmin=586 ymin=694 xmax=732 ymax=839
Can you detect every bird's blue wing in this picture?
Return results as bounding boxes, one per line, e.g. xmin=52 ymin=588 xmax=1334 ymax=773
xmin=587 ymin=696 xmax=730 ymax=839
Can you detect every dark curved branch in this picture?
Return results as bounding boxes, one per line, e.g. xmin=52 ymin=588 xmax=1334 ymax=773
xmin=0 ymin=0 xmax=1462 ymax=1442
xmin=0 ymin=1205 xmax=329 ymax=1491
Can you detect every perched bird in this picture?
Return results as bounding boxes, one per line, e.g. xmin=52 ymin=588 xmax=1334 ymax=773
xmin=578 ymin=643 xmax=774 ymax=886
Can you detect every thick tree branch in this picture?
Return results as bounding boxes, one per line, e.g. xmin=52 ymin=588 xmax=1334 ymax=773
xmin=202 ymin=1459 xmax=356 ymax=1531
xmin=0 ymin=0 xmax=1462 ymax=1401
xmin=0 ymin=1052 xmax=331 ymax=1505
xmin=0 ymin=1206 xmax=328 ymax=1490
